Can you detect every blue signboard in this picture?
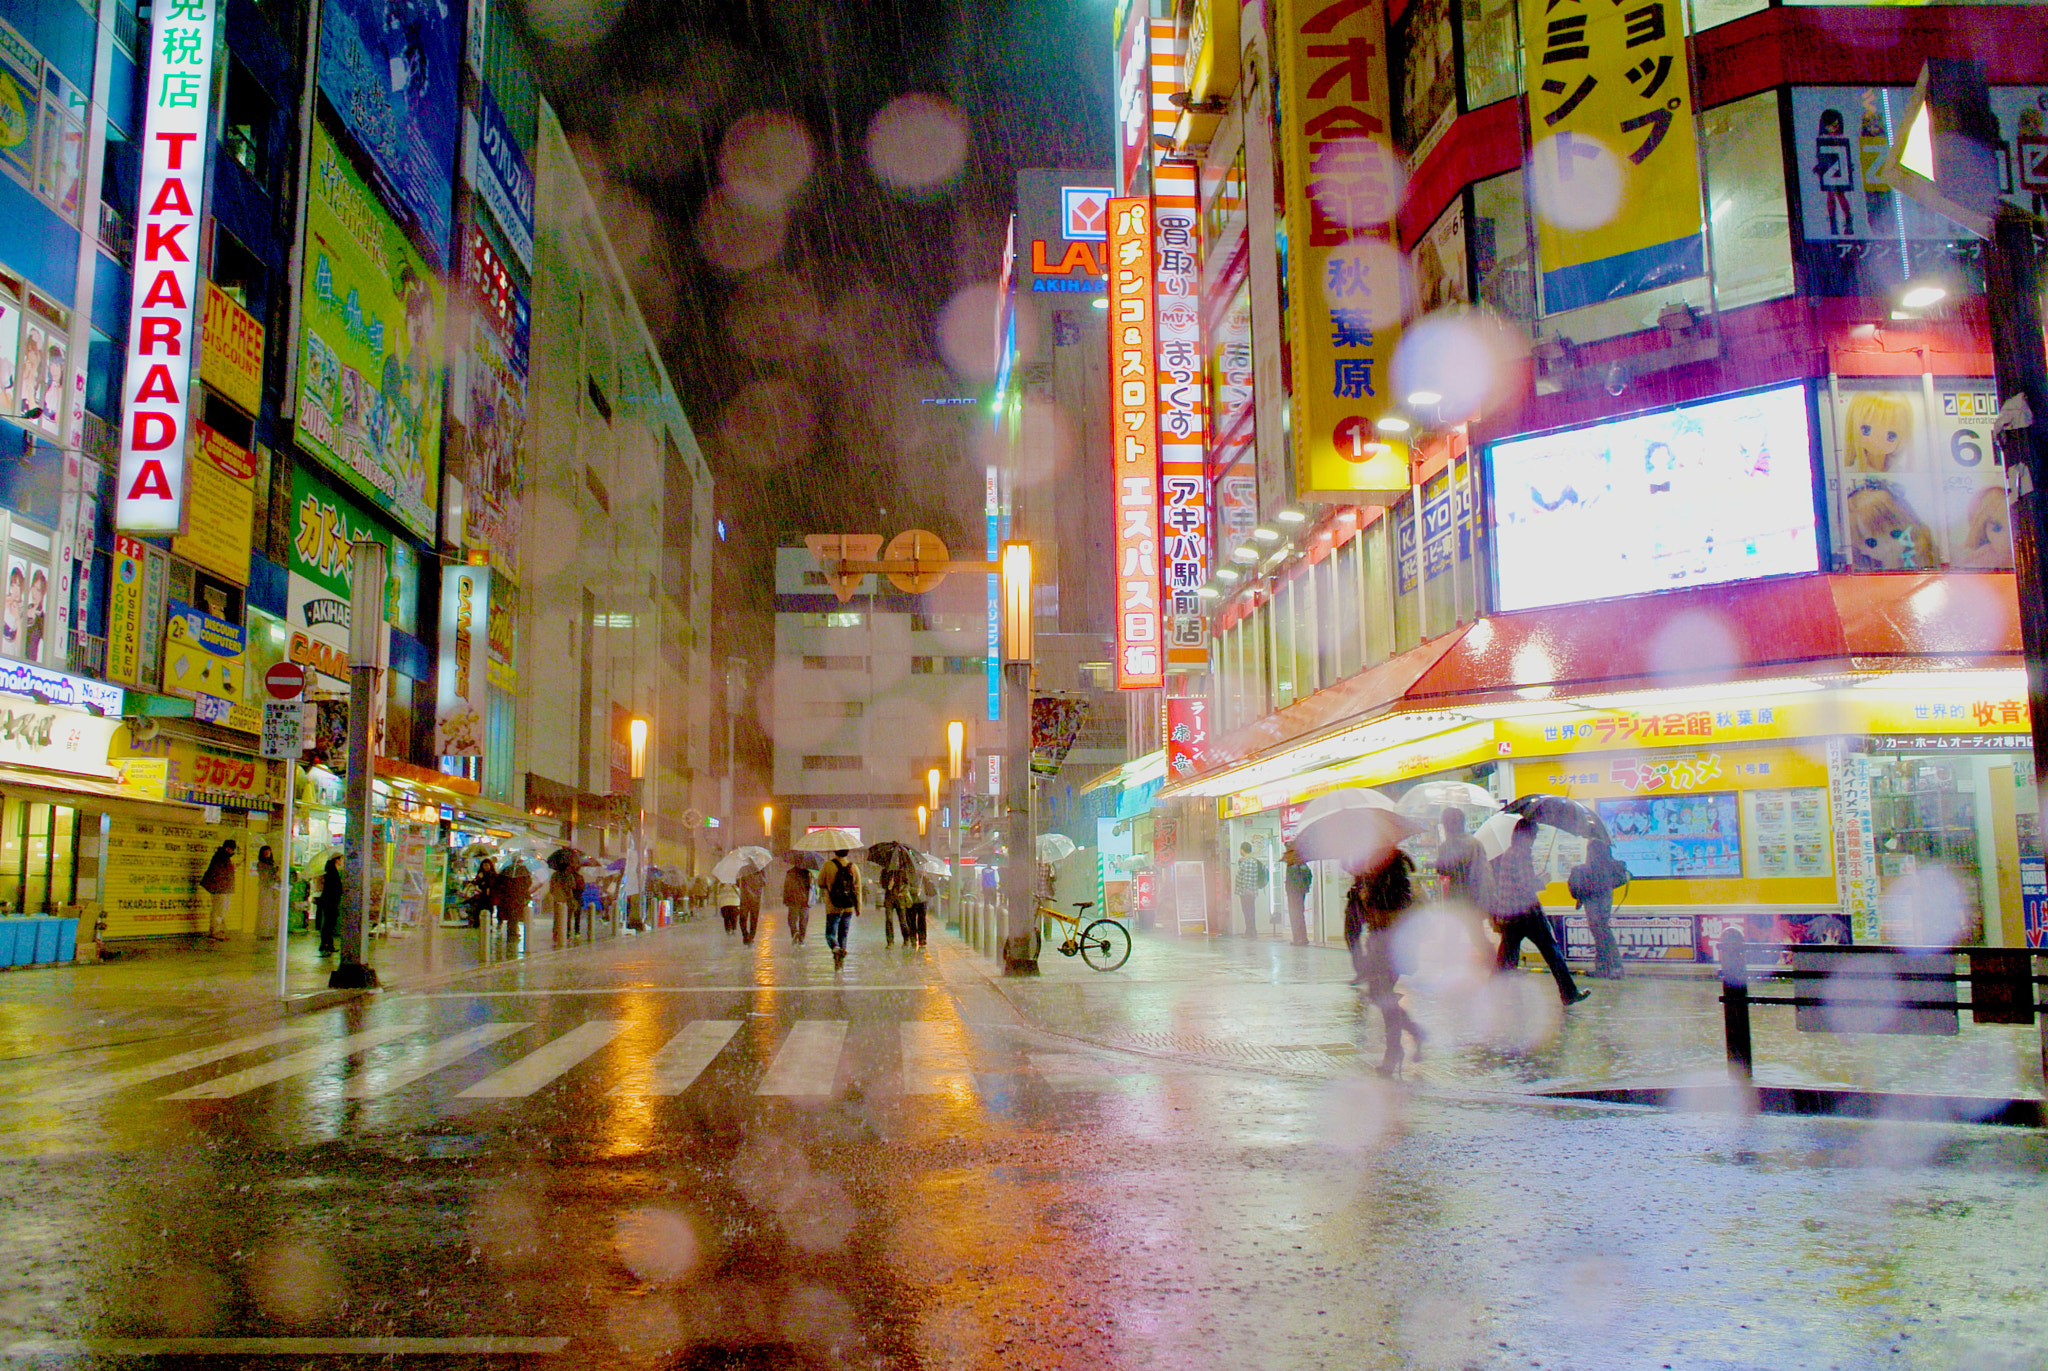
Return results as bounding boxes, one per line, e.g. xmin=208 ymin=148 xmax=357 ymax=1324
xmin=318 ymin=0 xmax=461 ymax=265
xmin=465 ymin=83 xmax=534 ymax=268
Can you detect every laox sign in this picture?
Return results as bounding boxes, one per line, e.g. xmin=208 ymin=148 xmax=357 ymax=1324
xmin=115 ymin=0 xmax=220 ymax=535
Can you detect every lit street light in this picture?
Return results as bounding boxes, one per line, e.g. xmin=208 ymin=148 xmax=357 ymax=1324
xmin=1000 ymin=541 xmax=1036 ymax=975
xmin=945 ymin=720 xmax=964 ymax=932
xmin=762 ymin=803 xmax=774 ymax=839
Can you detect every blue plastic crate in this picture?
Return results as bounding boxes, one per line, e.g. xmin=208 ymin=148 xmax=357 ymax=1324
xmin=54 ymin=917 xmax=76 ymax=962
xmin=0 ymin=921 xmax=18 ymax=966
xmin=31 ymin=919 xmax=58 ymax=964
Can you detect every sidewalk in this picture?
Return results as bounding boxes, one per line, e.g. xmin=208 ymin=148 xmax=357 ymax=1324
xmin=945 ymin=919 xmax=2048 ymax=1107
xmin=0 ymin=915 xmax=600 ymax=1065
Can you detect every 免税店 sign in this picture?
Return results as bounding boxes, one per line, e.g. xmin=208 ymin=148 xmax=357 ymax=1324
xmin=115 ymin=0 xmax=220 ymax=534
xmin=1107 ymin=196 xmax=1163 ymax=689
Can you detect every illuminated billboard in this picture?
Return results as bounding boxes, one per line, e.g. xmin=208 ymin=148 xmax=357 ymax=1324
xmin=1107 ymin=196 xmax=1163 ymax=689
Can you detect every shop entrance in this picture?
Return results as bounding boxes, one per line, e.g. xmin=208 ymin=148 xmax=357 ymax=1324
xmin=0 ymin=797 xmax=75 ymax=914
xmin=1867 ymin=748 xmax=2031 ymax=947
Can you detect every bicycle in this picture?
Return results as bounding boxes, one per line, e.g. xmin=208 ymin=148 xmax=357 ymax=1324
xmin=1034 ymin=899 xmax=1132 ymax=971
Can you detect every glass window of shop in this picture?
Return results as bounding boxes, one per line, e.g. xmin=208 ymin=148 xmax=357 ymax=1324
xmin=1470 ymin=172 xmax=1536 ymax=327
xmin=1820 ymin=376 xmax=2010 ymax=573
xmin=0 ymin=796 xmax=76 ymax=913
xmin=1321 ymin=537 xmax=1360 ymax=684
xmin=1865 ymin=748 xmax=2034 ymax=948
xmin=1459 ymin=0 xmax=1519 ymax=111
xmin=1293 ymin=562 xmax=1320 ymax=699
xmin=1270 ymin=579 xmax=1298 ymax=709
xmin=1360 ymin=511 xmax=1396 ymax=666
xmin=1704 ymin=92 xmax=1795 ymax=311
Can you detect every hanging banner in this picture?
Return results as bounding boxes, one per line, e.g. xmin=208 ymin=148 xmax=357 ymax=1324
xmin=434 ymin=563 xmax=488 ymax=755
xmin=115 ymin=0 xmax=219 ymax=533
xmin=296 ymin=120 xmax=445 ymax=542
xmin=286 ymin=463 xmax=397 ymax=687
xmin=1165 ymin=695 xmax=1210 ymax=780
xmin=1107 ymin=196 xmax=1164 ymax=689
xmin=171 ymin=425 xmax=256 ymax=584
xmin=1520 ymin=0 xmax=1703 ymax=311
xmin=198 ymin=280 xmax=264 ymax=415
xmin=1030 ymin=695 xmax=1088 ymax=777
xmin=1275 ymin=0 xmax=1409 ymax=502
xmin=461 ymin=83 xmax=534 ymax=269
xmin=1153 ymin=160 xmax=1208 ymax=668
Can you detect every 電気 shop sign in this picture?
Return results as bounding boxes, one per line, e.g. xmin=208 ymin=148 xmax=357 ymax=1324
xmin=115 ymin=0 xmax=219 ymax=534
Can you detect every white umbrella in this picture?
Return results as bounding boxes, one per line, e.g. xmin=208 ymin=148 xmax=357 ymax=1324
xmin=1475 ymin=810 xmax=1523 ymax=860
xmin=792 ymin=827 xmax=862 ymax=853
xmin=1036 ymin=833 xmax=1077 ymax=864
xmin=1291 ymin=789 xmax=1422 ymax=869
xmin=914 ymin=850 xmax=950 ymax=879
xmin=711 ymin=847 xmax=773 ymax=884
xmin=1396 ymin=781 xmax=1498 ymax=822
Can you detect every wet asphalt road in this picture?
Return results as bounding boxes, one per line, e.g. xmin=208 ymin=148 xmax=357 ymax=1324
xmin=0 ymin=919 xmax=2044 ymax=1370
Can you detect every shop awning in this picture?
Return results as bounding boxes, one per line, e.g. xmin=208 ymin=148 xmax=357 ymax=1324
xmin=1074 ymin=748 xmax=1166 ymax=796
xmin=0 ymin=765 xmax=205 ymax=813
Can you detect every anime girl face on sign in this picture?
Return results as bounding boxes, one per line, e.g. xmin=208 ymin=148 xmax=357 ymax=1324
xmin=1841 ymin=391 xmax=1913 ymax=471
xmin=1846 ymin=481 xmax=1937 ymax=569
xmin=1955 ymin=485 xmax=2013 ymax=569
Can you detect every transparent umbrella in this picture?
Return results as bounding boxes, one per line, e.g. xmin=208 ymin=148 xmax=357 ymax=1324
xmin=792 ymin=827 xmax=862 ymax=853
xmin=1291 ymin=788 xmax=1423 ymax=869
xmin=1035 ymin=833 xmax=1077 ymax=863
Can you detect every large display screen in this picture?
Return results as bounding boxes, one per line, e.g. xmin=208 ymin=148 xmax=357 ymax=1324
xmin=1488 ymin=384 xmax=1818 ymax=612
xmin=1598 ymin=792 xmax=1743 ymax=878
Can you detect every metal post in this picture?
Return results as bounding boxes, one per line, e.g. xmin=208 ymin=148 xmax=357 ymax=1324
xmin=331 ymin=539 xmax=385 ymax=990
xmin=1718 ymin=929 xmax=1752 ymax=1081
xmin=274 ymin=762 xmax=295 ymax=999
xmin=1000 ymin=661 xmax=1038 ymax=973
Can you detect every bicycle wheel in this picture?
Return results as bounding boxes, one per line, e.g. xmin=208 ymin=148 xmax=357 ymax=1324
xmin=1079 ymin=918 xmax=1131 ymax=971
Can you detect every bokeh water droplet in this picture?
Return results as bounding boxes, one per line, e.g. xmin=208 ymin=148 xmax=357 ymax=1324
xmin=865 ymin=94 xmax=969 ymax=195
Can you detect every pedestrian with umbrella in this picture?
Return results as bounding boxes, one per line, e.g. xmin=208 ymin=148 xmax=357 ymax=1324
xmin=1346 ymin=848 xmax=1427 ymax=1076
xmin=1489 ymin=819 xmax=1590 ymax=1006
xmin=1568 ymin=837 xmax=1631 ymax=978
xmin=818 ymin=848 xmax=861 ymax=969
xmin=1282 ymin=844 xmax=1313 ymax=945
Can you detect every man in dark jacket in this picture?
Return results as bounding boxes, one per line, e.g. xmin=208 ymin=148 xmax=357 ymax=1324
xmin=737 ymin=863 xmax=767 ymax=944
xmin=1568 ymin=837 xmax=1630 ymax=978
xmin=1490 ymin=820 xmax=1589 ymax=1006
xmin=1283 ymin=845 xmax=1313 ymax=945
xmin=200 ymin=839 xmax=237 ymax=942
xmin=782 ymin=863 xmax=813 ymax=944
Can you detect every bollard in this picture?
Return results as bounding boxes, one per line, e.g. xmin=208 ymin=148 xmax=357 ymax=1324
xmin=1718 ymin=928 xmax=1753 ymax=1080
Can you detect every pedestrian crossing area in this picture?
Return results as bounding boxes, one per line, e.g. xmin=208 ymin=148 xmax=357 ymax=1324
xmin=14 ymin=1015 xmax=1162 ymax=1108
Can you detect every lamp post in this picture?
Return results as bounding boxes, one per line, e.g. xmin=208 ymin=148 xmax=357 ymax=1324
xmin=1000 ymin=540 xmax=1037 ymax=975
xmin=331 ymin=538 xmax=386 ymax=989
xmin=629 ymin=716 xmax=648 ymax=934
xmin=762 ymin=802 xmax=775 ymax=840
xmin=946 ymin=719 xmax=964 ymax=931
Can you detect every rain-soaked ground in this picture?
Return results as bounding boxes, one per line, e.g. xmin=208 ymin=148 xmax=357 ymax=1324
xmin=0 ymin=915 xmax=2042 ymax=1369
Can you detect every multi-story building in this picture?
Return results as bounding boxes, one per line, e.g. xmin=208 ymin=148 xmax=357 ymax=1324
xmin=1106 ymin=0 xmax=2048 ymax=958
xmin=768 ymin=547 xmax=989 ymax=855
xmin=0 ymin=0 xmax=713 ymax=952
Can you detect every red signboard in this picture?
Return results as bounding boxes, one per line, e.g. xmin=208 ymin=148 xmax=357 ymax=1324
xmin=1165 ymin=696 xmax=1209 ymax=780
xmin=1108 ymin=196 xmax=1164 ymax=690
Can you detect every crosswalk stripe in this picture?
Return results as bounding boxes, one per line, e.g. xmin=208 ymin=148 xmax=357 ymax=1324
xmin=338 ymin=1022 xmax=536 ymax=1099
xmin=756 ymin=1020 xmax=847 ymax=1097
xmin=900 ymin=1021 xmax=972 ymax=1095
xmin=161 ymin=1025 xmax=419 ymax=1101
xmin=624 ymin=1020 xmax=742 ymax=1096
xmin=31 ymin=1023 xmax=328 ymax=1104
xmin=457 ymin=1021 xmax=626 ymax=1099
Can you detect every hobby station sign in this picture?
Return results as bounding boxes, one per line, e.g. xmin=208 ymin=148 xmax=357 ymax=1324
xmin=114 ymin=0 xmax=220 ymax=536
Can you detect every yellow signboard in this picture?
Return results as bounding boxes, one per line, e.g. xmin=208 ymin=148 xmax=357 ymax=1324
xmin=160 ymin=599 xmax=246 ymax=704
xmin=1494 ymin=689 xmax=2032 ymax=759
xmin=1520 ymin=0 xmax=1703 ymax=310
xmin=171 ymin=425 xmax=256 ymax=585
xmin=1274 ymin=0 xmax=1408 ymax=502
xmin=199 ymin=280 xmax=264 ymax=415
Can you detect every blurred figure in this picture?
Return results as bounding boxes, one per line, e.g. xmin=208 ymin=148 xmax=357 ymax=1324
xmin=1567 ymin=837 xmax=1630 ymax=978
xmin=1347 ymin=849 xmax=1426 ymax=1076
xmin=545 ymin=849 xmax=582 ymax=941
xmin=881 ymin=861 xmax=910 ymax=948
xmin=905 ymin=871 xmax=929 ymax=948
xmin=818 ymin=848 xmax=861 ymax=969
xmin=737 ymin=862 xmax=766 ymax=944
xmin=465 ymin=857 xmax=498 ymax=928
xmin=716 ymin=875 xmax=740 ymax=934
xmin=1433 ymin=808 xmax=1488 ymax=905
xmin=1233 ymin=841 xmax=1268 ymax=937
xmin=782 ymin=861 xmax=813 ymax=943
xmin=316 ymin=854 xmax=344 ymax=955
xmin=1490 ymin=821 xmax=1589 ymax=1006
xmin=199 ymin=839 xmax=237 ymax=942
xmin=690 ymin=873 xmax=711 ymax=918
xmin=495 ymin=860 xmax=533 ymax=948
xmin=255 ymin=845 xmax=282 ymax=937
xmin=1283 ymin=845 xmax=1313 ymax=945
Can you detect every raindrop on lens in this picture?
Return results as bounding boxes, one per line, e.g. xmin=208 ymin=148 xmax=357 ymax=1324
xmin=1529 ymin=133 xmax=1624 ymax=230
xmin=865 ymin=94 xmax=969 ymax=194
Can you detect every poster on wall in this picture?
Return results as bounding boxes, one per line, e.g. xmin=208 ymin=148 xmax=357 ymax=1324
xmin=172 ymin=426 xmax=257 ymax=585
xmin=1598 ymin=792 xmax=1744 ymax=878
xmin=464 ymin=312 xmax=526 ymax=568
xmin=1789 ymin=86 xmax=2048 ymax=295
xmin=0 ymin=297 xmax=18 ymax=414
xmin=434 ymin=564 xmax=488 ymax=755
xmin=317 ymin=0 xmax=459 ymax=263
xmin=1394 ymin=0 xmax=1456 ymax=165
xmin=1414 ymin=199 xmax=1469 ymax=317
xmin=161 ymin=598 xmax=246 ymax=705
xmin=1824 ymin=379 xmax=2010 ymax=572
xmin=297 ymin=121 xmax=445 ymax=542
xmin=1742 ymin=787 xmax=1834 ymax=879
xmin=1488 ymin=384 xmax=1820 ymax=613
xmin=0 ymin=22 xmax=38 ymax=185
xmin=1 ymin=552 xmax=25 ymax=658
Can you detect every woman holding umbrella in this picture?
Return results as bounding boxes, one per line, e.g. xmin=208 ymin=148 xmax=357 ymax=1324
xmin=1346 ymin=848 xmax=1426 ymax=1076
xmin=1489 ymin=819 xmax=1590 ymax=1006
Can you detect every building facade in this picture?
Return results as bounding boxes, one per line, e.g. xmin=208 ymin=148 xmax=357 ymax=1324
xmin=1101 ymin=0 xmax=2048 ymax=957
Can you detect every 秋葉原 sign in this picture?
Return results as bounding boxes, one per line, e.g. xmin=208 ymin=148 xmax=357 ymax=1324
xmin=115 ymin=0 xmax=220 ymax=534
xmin=1107 ymin=196 xmax=1163 ymax=689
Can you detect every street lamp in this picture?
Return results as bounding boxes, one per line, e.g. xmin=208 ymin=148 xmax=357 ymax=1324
xmin=332 ymin=538 xmax=387 ymax=989
xmin=926 ymin=767 xmax=941 ymax=819
xmin=999 ymin=540 xmax=1037 ymax=975
xmin=761 ymin=802 xmax=774 ymax=839
xmin=917 ymin=804 xmax=929 ymax=837
xmin=945 ymin=720 xmax=964 ymax=934
xmin=629 ymin=716 xmax=648 ymax=934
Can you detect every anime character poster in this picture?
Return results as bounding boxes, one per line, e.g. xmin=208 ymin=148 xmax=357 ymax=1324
xmin=317 ymin=0 xmax=459 ymax=263
xmin=1826 ymin=381 xmax=2010 ymax=572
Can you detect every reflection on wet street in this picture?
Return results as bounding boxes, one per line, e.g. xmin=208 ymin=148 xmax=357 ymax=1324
xmin=0 ymin=920 xmax=2042 ymax=1369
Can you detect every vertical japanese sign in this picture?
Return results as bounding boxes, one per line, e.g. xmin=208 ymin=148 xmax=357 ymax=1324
xmin=107 ymin=536 xmax=147 ymax=685
xmin=1165 ymin=696 xmax=1209 ymax=780
xmin=1108 ymin=196 xmax=1164 ymax=690
xmin=1114 ymin=3 xmax=1149 ymax=194
xmin=116 ymin=0 xmax=218 ymax=534
xmin=1521 ymin=0 xmax=1702 ymax=311
xmin=1154 ymin=161 xmax=1209 ymax=668
xmin=435 ymin=565 xmax=488 ymax=755
xmin=1274 ymin=0 xmax=1409 ymax=502
xmin=1826 ymin=739 xmax=1880 ymax=942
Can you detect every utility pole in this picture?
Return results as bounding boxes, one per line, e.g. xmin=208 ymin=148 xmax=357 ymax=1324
xmin=330 ymin=539 xmax=385 ymax=989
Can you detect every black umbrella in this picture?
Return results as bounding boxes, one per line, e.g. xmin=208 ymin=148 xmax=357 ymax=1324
xmin=865 ymin=841 xmax=918 ymax=873
xmin=1502 ymin=794 xmax=1608 ymax=840
xmin=782 ymin=849 xmax=822 ymax=871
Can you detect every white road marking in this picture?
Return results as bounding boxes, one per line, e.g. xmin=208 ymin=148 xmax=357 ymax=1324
xmin=0 ymin=1336 xmax=570 ymax=1355
xmin=30 ymin=1023 xmax=328 ymax=1103
xmin=338 ymin=1022 xmax=535 ymax=1098
xmin=161 ymin=1025 xmax=420 ymax=1101
xmin=625 ymin=1020 xmax=742 ymax=1096
xmin=756 ymin=1020 xmax=847 ymax=1097
xmin=406 ymin=985 xmax=929 ymax=998
xmin=900 ymin=1020 xmax=973 ymax=1095
xmin=457 ymin=1020 xmax=626 ymax=1098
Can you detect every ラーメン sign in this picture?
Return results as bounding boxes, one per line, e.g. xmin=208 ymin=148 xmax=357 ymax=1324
xmin=1107 ymin=196 xmax=1164 ymax=689
xmin=115 ymin=0 xmax=220 ymax=534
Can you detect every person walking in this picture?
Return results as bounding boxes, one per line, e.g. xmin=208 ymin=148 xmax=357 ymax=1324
xmin=818 ymin=848 xmax=860 ymax=969
xmin=690 ymin=874 xmax=711 ymax=919
xmin=254 ymin=845 xmax=282 ymax=938
xmin=1433 ymin=808 xmax=1489 ymax=907
xmin=199 ymin=839 xmax=238 ymax=942
xmin=465 ymin=857 xmax=498 ymax=928
xmin=1283 ymin=845 xmax=1313 ymax=946
xmin=1490 ymin=820 xmax=1590 ymax=1007
xmin=1233 ymin=842 xmax=1268 ymax=937
xmin=1347 ymin=849 xmax=1427 ymax=1076
xmin=736 ymin=862 xmax=766 ymax=944
xmin=904 ymin=871 xmax=930 ymax=948
xmin=495 ymin=859 xmax=533 ymax=949
xmin=782 ymin=862 xmax=813 ymax=943
xmin=880 ymin=862 xmax=909 ymax=948
xmin=315 ymin=854 xmax=344 ymax=956
xmin=1568 ymin=837 xmax=1631 ymax=978
xmin=715 ymin=875 xmax=740 ymax=934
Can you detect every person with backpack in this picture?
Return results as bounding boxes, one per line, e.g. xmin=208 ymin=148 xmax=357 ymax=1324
xmin=1233 ymin=842 xmax=1269 ymax=937
xmin=1567 ymin=836 xmax=1631 ymax=978
xmin=1347 ymin=848 xmax=1426 ymax=1077
xmin=199 ymin=839 xmax=238 ymax=942
xmin=818 ymin=848 xmax=861 ymax=968
xmin=782 ymin=861 xmax=813 ymax=944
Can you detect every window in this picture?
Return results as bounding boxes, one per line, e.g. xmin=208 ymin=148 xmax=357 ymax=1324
xmin=795 ymin=611 xmax=863 ymax=628
xmin=222 ymin=61 xmax=274 ymax=184
xmin=802 ymin=655 xmax=869 ymax=671
xmin=801 ymin=755 xmax=863 ymax=772
xmin=911 ymin=656 xmax=981 ymax=675
xmin=1704 ymin=92 xmax=1794 ymax=312
xmin=909 ymin=612 xmax=976 ymax=632
xmin=1459 ymin=0 xmax=1519 ymax=111
xmin=1470 ymin=172 xmax=1535 ymax=325
xmin=211 ymin=227 xmax=265 ymax=312
xmin=801 ymin=571 xmax=828 ymax=587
